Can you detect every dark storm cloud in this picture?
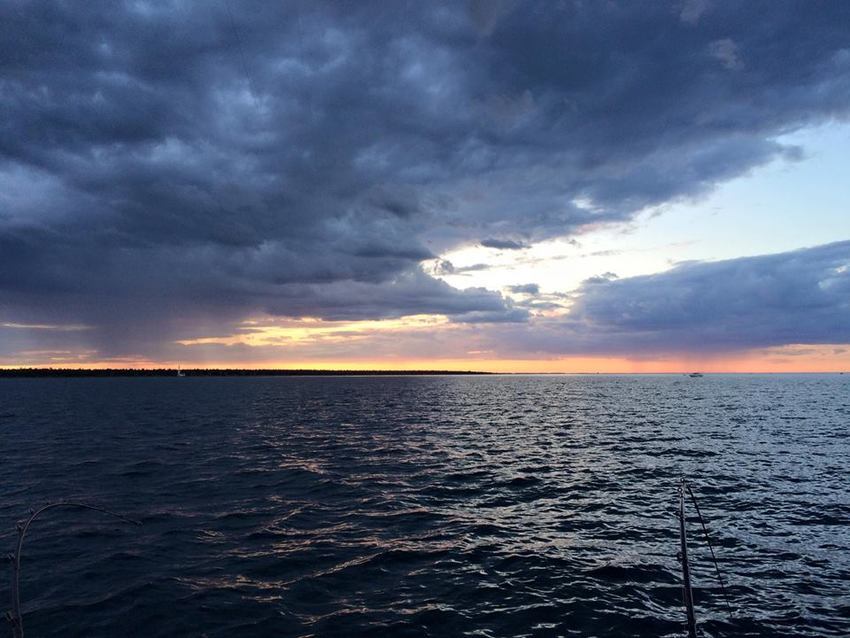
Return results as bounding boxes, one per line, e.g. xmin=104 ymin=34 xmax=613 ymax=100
xmin=582 ymin=273 xmax=619 ymax=285
xmin=1 ymin=1 xmax=850 ymax=356
xmin=557 ymin=242 xmax=850 ymax=354
xmin=506 ymin=283 xmax=540 ymax=295
xmin=481 ymin=238 xmax=529 ymax=250
xmin=260 ymin=270 xmax=526 ymax=323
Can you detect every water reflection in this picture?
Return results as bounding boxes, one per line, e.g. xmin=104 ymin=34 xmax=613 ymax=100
xmin=1 ymin=374 xmax=848 ymax=637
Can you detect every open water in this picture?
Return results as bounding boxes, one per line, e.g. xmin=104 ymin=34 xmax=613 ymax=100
xmin=1 ymin=374 xmax=848 ymax=637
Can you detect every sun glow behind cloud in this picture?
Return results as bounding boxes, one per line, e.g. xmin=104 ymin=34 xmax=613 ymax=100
xmin=429 ymin=235 xmax=690 ymax=303
xmin=177 ymin=315 xmax=450 ymax=348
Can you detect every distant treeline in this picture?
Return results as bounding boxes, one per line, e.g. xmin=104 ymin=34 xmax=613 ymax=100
xmin=0 ymin=368 xmax=492 ymax=378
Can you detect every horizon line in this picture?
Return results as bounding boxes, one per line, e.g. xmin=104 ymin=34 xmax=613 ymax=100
xmin=0 ymin=367 xmax=847 ymax=377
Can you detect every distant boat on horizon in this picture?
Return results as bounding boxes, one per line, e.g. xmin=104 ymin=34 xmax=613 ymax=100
xmin=688 ymin=372 xmax=704 ymax=378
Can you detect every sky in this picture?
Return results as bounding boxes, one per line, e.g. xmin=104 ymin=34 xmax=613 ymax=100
xmin=1 ymin=0 xmax=849 ymax=372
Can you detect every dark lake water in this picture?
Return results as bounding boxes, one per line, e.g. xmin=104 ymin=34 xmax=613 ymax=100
xmin=1 ymin=375 xmax=848 ymax=637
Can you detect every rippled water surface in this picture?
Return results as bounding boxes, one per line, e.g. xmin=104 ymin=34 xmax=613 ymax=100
xmin=1 ymin=375 xmax=849 ymax=637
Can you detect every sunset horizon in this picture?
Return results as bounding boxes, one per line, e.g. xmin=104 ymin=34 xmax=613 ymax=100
xmin=3 ymin=3 xmax=850 ymax=635
xmin=2 ymin=347 xmax=848 ymax=375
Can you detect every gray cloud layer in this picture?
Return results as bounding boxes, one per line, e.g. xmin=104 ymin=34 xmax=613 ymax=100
xmin=569 ymin=241 xmax=850 ymax=352
xmin=1 ymin=1 xmax=849 ymax=358
xmin=491 ymin=242 xmax=850 ymax=357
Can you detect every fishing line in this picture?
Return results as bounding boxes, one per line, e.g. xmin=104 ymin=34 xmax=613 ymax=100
xmin=684 ymin=481 xmax=734 ymax=619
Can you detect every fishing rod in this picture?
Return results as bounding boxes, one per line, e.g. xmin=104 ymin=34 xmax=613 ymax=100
xmin=678 ymin=478 xmax=734 ymax=638
xmin=5 ymin=502 xmax=141 ymax=638
xmin=678 ymin=479 xmax=698 ymax=638
xmin=684 ymin=482 xmax=734 ymax=617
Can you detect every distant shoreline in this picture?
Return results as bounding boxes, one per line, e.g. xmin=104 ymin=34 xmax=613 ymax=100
xmin=0 ymin=369 xmax=845 ymax=377
xmin=0 ymin=368 xmax=493 ymax=378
